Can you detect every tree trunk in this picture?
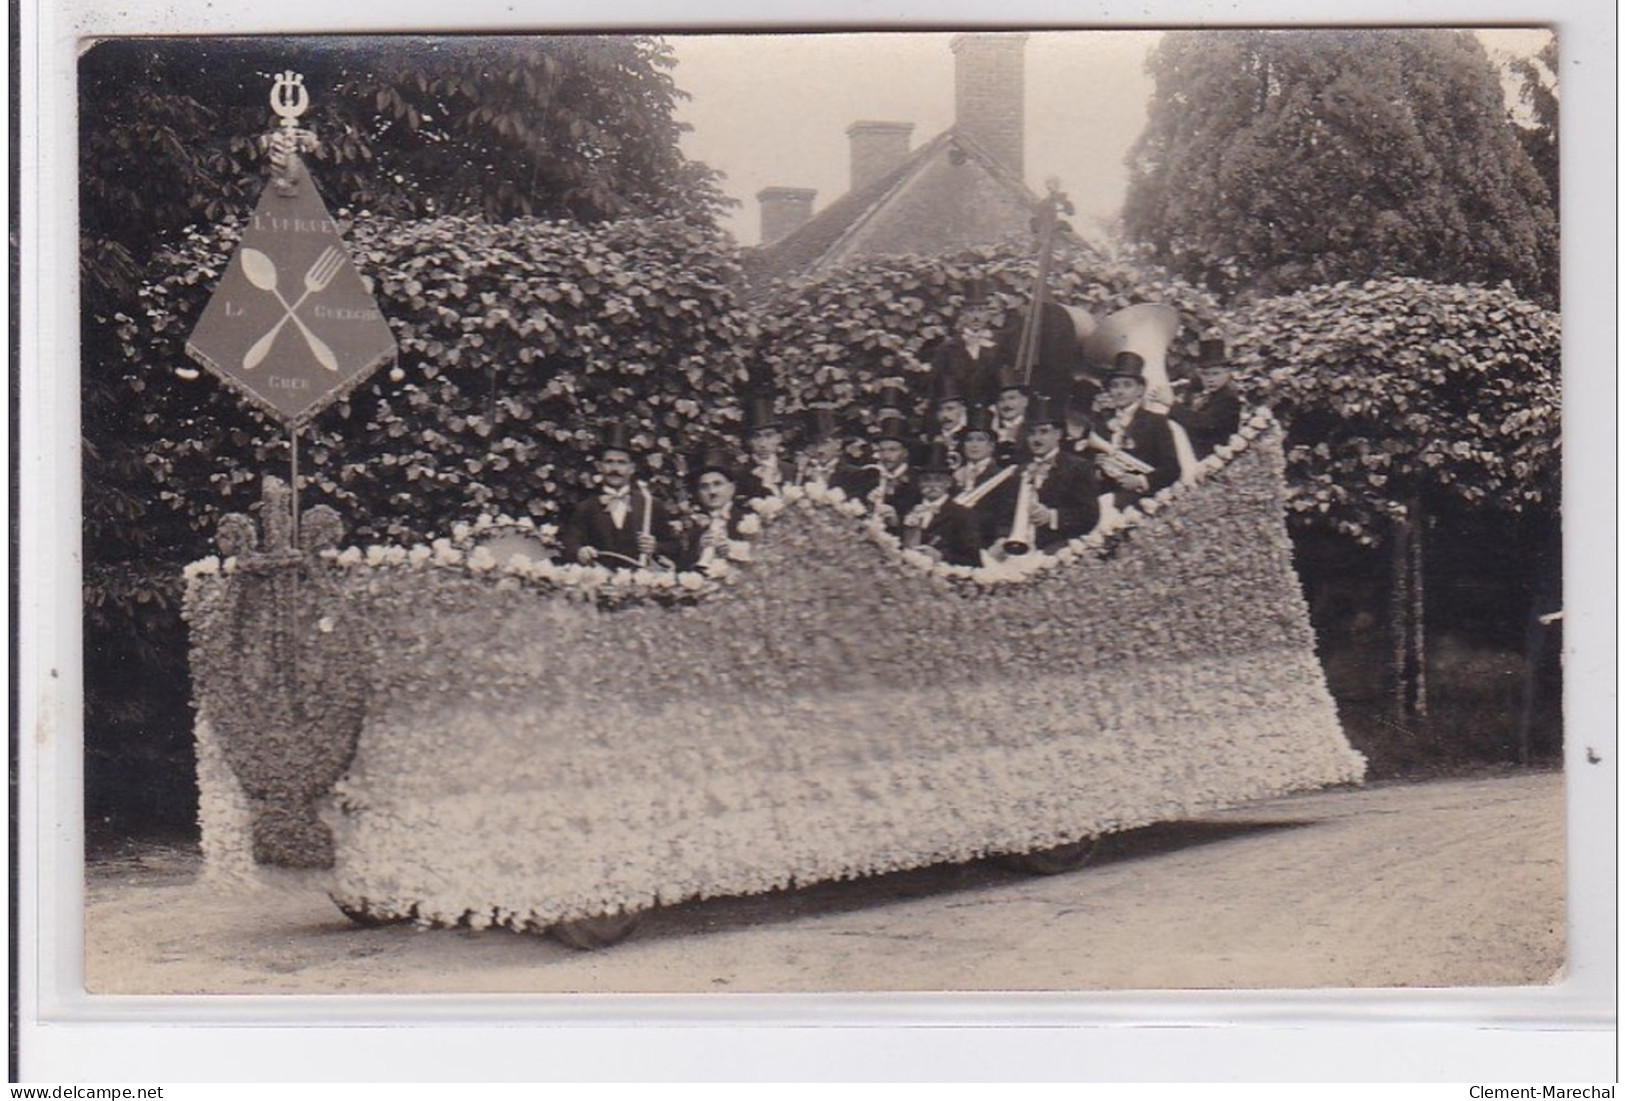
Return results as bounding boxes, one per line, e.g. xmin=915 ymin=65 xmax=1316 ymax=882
xmin=1389 ymin=497 xmax=1427 ymax=722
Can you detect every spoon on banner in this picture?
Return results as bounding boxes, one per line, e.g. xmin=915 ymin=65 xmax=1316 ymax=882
xmin=240 ymin=248 xmax=341 ymax=372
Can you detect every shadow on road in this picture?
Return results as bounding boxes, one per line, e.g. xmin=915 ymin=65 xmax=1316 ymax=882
xmin=631 ymin=816 xmax=1322 ymax=946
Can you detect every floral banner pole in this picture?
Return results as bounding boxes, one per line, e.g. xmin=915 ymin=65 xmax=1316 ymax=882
xmin=181 ymin=72 xmax=396 ymax=867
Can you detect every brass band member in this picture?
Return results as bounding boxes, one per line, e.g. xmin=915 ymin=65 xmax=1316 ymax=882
xmin=848 ymin=414 xmax=921 ymax=536
xmin=1006 ymin=395 xmax=1100 ymax=554
xmin=932 ymin=375 xmax=971 ymax=460
xmin=901 ymin=442 xmax=983 ymax=567
xmin=559 ymin=423 xmax=682 ymax=568
xmin=681 ymin=445 xmax=751 ymax=573
xmin=1091 ymin=351 xmax=1183 ymax=509
xmin=1171 ymin=337 xmax=1244 ymax=459
xmin=794 ymin=406 xmax=860 ymax=492
xmin=991 ymin=366 xmax=1031 ymax=455
xmin=735 ymin=395 xmax=795 ymax=499
xmin=953 ymin=406 xmax=1020 ymax=550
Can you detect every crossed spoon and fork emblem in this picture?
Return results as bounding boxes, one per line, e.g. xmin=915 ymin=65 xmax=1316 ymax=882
xmin=240 ymin=246 xmax=344 ymax=371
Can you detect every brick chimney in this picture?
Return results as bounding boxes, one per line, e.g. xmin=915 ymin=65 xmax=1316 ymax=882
xmin=845 ymin=120 xmax=914 ymax=193
xmin=756 ymin=186 xmax=817 ymax=245
xmin=950 ymin=33 xmax=1027 ymax=177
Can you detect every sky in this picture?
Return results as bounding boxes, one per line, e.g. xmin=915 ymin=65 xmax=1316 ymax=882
xmin=669 ymin=28 xmax=1554 ymax=249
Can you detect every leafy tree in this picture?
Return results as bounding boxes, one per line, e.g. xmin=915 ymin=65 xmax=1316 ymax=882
xmin=1233 ymin=277 xmax=1560 ymax=720
xmin=1510 ymin=38 xmax=1559 ymax=223
xmin=1124 ymin=29 xmax=1559 ymax=304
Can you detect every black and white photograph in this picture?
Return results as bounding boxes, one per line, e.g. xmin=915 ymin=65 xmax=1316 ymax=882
xmin=18 ymin=0 xmax=1615 ymax=1084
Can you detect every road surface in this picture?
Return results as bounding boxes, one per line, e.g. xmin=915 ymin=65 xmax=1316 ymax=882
xmin=83 ymin=770 xmax=1564 ymax=994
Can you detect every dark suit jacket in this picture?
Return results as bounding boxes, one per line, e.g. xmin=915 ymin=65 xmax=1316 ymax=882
xmin=1171 ymin=385 xmax=1242 ymax=458
xmin=678 ymin=500 xmax=751 ymax=571
xmin=1102 ymin=406 xmax=1181 ymax=504
xmin=843 ymin=465 xmax=922 ymax=536
xmin=735 ymin=457 xmax=796 ymax=500
xmin=904 ymin=498 xmax=984 ymax=567
xmin=559 ymin=488 xmax=681 ymax=567
xmin=1029 ymin=450 xmax=1101 ymax=550
xmin=953 ymin=459 xmax=1020 ymax=549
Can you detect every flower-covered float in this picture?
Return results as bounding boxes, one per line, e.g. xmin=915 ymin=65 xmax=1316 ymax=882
xmin=184 ymin=409 xmax=1365 ymax=948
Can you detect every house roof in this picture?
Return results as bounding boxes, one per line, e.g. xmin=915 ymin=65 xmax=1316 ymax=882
xmin=741 ymin=128 xmax=1044 ymax=293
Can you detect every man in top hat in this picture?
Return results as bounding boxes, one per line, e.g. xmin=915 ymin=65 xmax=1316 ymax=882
xmin=1091 ymin=351 xmax=1183 ymax=508
xmin=901 ymin=442 xmax=984 ymax=567
xmin=991 ymin=366 xmax=1032 ymax=456
xmin=932 ymin=375 xmax=971 ymax=460
xmin=559 ymin=424 xmax=682 ymax=568
xmin=1171 ymin=337 xmax=1244 ymax=459
xmin=1007 ymin=395 xmax=1100 ymax=553
xmin=846 ymin=414 xmax=921 ymax=536
xmin=794 ymin=406 xmax=862 ymax=493
xmin=952 ymin=406 xmax=1021 ymax=550
xmin=735 ymin=394 xmax=795 ymax=500
xmin=681 ymin=445 xmax=752 ymax=573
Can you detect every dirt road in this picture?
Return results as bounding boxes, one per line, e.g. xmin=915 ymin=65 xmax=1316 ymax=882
xmin=83 ymin=770 xmax=1564 ymax=994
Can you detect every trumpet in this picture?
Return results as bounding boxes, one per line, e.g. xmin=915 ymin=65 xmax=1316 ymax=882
xmin=1085 ymin=433 xmax=1154 ymax=484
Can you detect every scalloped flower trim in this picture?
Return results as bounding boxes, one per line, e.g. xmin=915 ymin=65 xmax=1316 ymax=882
xmin=185 ymin=409 xmax=1280 ymax=603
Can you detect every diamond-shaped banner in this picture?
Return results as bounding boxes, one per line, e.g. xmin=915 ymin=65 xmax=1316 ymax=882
xmin=187 ymin=156 xmax=396 ymax=425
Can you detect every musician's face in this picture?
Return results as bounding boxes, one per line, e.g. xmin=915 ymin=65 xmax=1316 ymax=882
xmin=1197 ymin=365 xmax=1232 ymax=390
xmin=936 ymin=400 xmax=967 ymax=427
xmin=1026 ymin=423 xmax=1062 ymax=457
xmin=963 ymin=431 xmax=996 ymax=462
xmin=748 ymin=427 xmax=783 ymax=459
xmin=996 ymin=389 xmax=1028 ymax=419
xmin=875 ymin=438 xmax=909 ymax=468
xmin=598 ymin=449 xmax=635 ymax=487
xmin=1108 ymin=378 xmax=1145 ymax=408
xmin=805 ymin=437 xmax=842 ymax=463
xmin=696 ymin=470 xmax=735 ymax=512
xmin=920 ymin=472 xmax=952 ymax=501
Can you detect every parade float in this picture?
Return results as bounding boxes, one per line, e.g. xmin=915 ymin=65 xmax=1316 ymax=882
xmin=176 ymin=73 xmax=1363 ymax=950
xmin=183 ymin=407 xmax=1366 ymax=948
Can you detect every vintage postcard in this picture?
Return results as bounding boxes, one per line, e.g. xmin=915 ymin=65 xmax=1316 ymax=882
xmin=21 ymin=2 xmax=1614 ymax=1084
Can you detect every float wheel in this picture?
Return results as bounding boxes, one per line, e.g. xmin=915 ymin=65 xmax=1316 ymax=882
xmin=551 ymin=910 xmax=643 ymax=950
xmin=999 ymin=838 xmax=1099 ymax=876
xmin=331 ymin=897 xmax=409 ymax=927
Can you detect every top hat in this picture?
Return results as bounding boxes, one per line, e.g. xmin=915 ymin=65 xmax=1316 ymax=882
xmin=933 ymin=373 xmax=968 ymax=407
xmin=1197 ymin=337 xmax=1230 ymax=368
xmin=963 ymin=406 xmax=997 ymax=438
xmin=995 ymin=364 xmax=1031 ymax=395
xmin=802 ymin=405 xmax=840 ymax=443
xmin=1106 ymin=350 xmax=1147 ymax=382
xmin=596 ymin=422 xmax=638 ymax=457
xmin=1025 ymin=394 xmax=1066 ymax=428
xmin=874 ymin=380 xmax=912 ymax=416
xmin=917 ymin=440 xmax=956 ymax=475
xmin=690 ymin=444 xmax=737 ymax=482
xmin=743 ymin=395 xmax=783 ymax=435
xmin=874 ymin=414 xmax=913 ymax=445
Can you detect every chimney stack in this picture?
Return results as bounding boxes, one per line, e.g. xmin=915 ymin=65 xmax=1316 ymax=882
xmin=950 ymin=33 xmax=1027 ymax=178
xmin=756 ymin=187 xmax=817 ymax=245
xmin=845 ymin=120 xmax=915 ymax=193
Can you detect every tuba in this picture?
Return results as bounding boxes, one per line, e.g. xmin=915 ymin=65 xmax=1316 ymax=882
xmin=1080 ymin=303 xmax=1182 ymax=411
